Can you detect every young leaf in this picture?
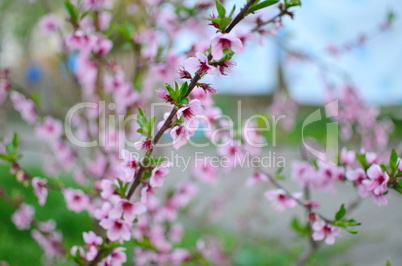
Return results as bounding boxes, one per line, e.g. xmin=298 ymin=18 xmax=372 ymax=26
xmin=215 ymin=0 xmax=226 ymax=18
xmin=284 ymin=0 xmax=302 ymax=8
xmin=335 ymin=204 xmax=346 ymax=221
xmin=180 ymin=98 xmax=189 ymax=105
xmin=290 ymin=217 xmax=308 ymax=236
xmin=180 ymin=82 xmax=189 ymax=98
xmin=390 ymin=149 xmax=399 ymax=171
xmin=0 ymin=154 xmax=13 ymax=162
xmin=356 ymin=153 xmax=368 ymax=170
xmin=346 ymin=228 xmax=358 ymax=234
xmin=64 ymin=0 xmax=79 ymax=24
xmin=12 ymin=133 xmax=19 ymax=149
xmin=137 ymin=108 xmax=145 ymax=117
xmin=248 ymin=0 xmax=279 ymax=13
xmin=229 ymin=5 xmax=236 ymax=18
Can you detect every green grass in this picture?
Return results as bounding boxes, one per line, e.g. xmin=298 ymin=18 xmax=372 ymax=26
xmin=0 ymin=165 xmax=93 ymax=265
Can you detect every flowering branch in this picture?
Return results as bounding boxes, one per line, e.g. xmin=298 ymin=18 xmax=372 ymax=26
xmin=125 ymin=0 xmax=279 ymax=201
xmin=261 ymin=169 xmax=333 ymax=223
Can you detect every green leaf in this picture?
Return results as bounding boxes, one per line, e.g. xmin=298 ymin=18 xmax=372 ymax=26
xmin=386 ymin=259 xmax=392 ymax=266
xmin=284 ymin=0 xmax=302 ymax=8
xmin=0 ymin=154 xmax=13 ymax=162
xmin=390 ymin=149 xmax=399 ymax=172
xmin=215 ymin=49 xmax=235 ymax=62
xmin=390 ymin=149 xmax=398 ymax=164
xmin=248 ymin=0 xmax=279 ymax=13
xmin=180 ymin=82 xmax=189 ymax=98
xmin=215 ymin=0 xmax=226 ymax=18
xmin=335 ymin=204 xmax=346 ymax=221
xmin=31 ymin=92 xmax=41 ymax=106
xmin=290 ymin=217 xmax=309 ymax=236
xmin=165 ymin=84 xmax=176 ymax=99
xmin=64 ymin=0 xmax=79 ymax=24
xmin=219 ymin=17 xmax=232 ymax=31
xmin=229 ymin=5 xmax=236 ymax=18
xmin=346 ymin=228 xmax=358 ymax=234
xmin=12 ymin=133 xmax=19 ymax=149
xmin=5 ymin=143 xmax=15 ymax=156
xmin=180 ymin=98 xmax=189 ymax=105
xmin=137 ymin=108 xmax=145 ymax=117
xmin=356 ymin=153 xmax=368 ymax=170
xmin=387 ymin=11 xmax=396 ymax=24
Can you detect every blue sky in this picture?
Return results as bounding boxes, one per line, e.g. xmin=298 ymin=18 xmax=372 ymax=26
xmin=209 ymin=0 xmax=402 ymax=106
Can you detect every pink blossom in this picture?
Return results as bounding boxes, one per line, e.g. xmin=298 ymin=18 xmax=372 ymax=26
xmin=245 ymin=172 xmax=268 ymax=187
xmin=210 ymin=33 xmax=243 ymax=60
xmin=140 ymin=185 xmax=156 ymax=205
xmin=83 ymin=0 xmax=113 ymax=11
xmin=65 ymin=30 xmax=92 ymax=51
xmin=133 ymin=140 xmax=154 ymax=152
xmin=100 ymin=179 xmax=117 ymax=200
xmin=217 ymin=140 xmax=244 ymax=169
xmin=109 ymin=199 xmax=147 ymax=222
xmin=264 ymin=189 xmax=301 ymax=212
xmin=104 ymin=71 xmax=126 ymax=93
xmin=99 ymin=247 xmax=127 ymax=266
xmin=169 ymin=182 xmax=198 ymax=208
xmin=118 ymin=149 xmax=139 ymax=182
xmin=312 ymin=221 xmax=341 ymax=245
xmin=63 ymin=188 xmax=90 ymax=213
xmin=364 ymin=164 xmax=389 ymax=195
xmin=156 ymin=90 xmax=174 ymax=103
xmin=192 ymin=158 xmax=219 ymax=185
xmin=345 ymin=168 xmax=370 ymax=198
xmin=35 ymin=116 xmax=63 ymax=141
xmin=94 ymin=201 xmax=113 ymax=220
xmin=52 ymin=140 xmax=75 ymax=170
xmin=83 ymin=231 xmax=103 ymax=246
xmin=170 ymin=119 xmax=199 ymax=150
xmin=169 ymin=248 xmax=190 ymax=265
xmin=10 ymin=91 xmax=37 ymax=124
xmin=32 ymin=177 xmax=48 ymax=206
xmin=83 ymin=231 xmax=103 ymax=260
xmin=168 ymin=224 xmax=183 ymax=243
xmin=70 ymin=245 xmax=85 ymax=258
xmin=31 ymin=229 xmax=64 ymax=258
xmin=365 ymin=152 xmax=378 ymax=165
xmin=291 ymin=161 xmax=316 ymax=187
xmin=198 ymin=83 xmax=217 ymax=95
xmin=39 ymin=14 xmax=61 ymax=34
xmin=340 ymin=147 xmax=355 ymax=166
xmin=92 ymin=34 xmax=113 ymax=55
xmin=177 ymin=99 xmax=204 ymax=120
xmin=150 ymin=165 xmax=170 ymax=188
xmin=99 ymin=218 xmax=132 ymax=243
xmin=149 ymin=224 xmax=171 ymax=252
xmin=11 ymin=204 xmax=35 ymax=230
xmin=183 ymin=52 xmax=216 ymax=75
xmin=314 ymin=161 xmax=344 ymax=191
xmin=363 ymin=164 xmax=389 ymax=206
xmin=98 ymin=12 xmax=112 ymax=30
xmin=86 ymin=152 xmax=107 ymax=179
xmin=37 ymin=220 xmax=56 ymax=233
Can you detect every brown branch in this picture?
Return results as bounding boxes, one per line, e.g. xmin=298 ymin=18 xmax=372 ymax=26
xmin=224 ymin=0 xmax=258 ymax=33
xmin=125 ymin=0 xmax=268 ymax=201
